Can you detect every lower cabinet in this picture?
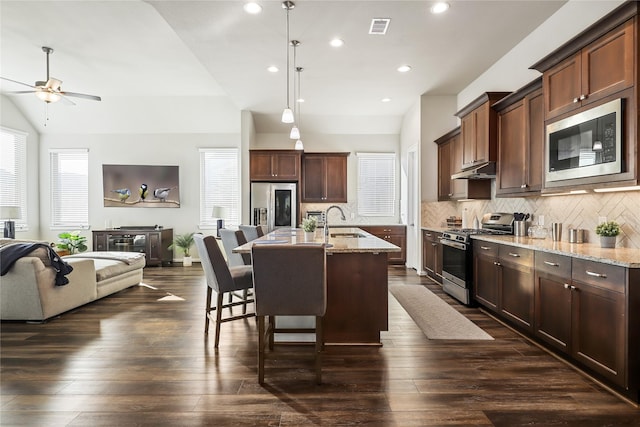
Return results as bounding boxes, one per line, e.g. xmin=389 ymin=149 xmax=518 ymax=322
xmin=475 ymin=240 xmax=638 ymax=401
xmin=361 ymin=226 xmax=406 ymax=265
xmin=473 ymin=240 xmax=534 ymax=332
xmin=422 ymin=230 xmax=442 ymax=283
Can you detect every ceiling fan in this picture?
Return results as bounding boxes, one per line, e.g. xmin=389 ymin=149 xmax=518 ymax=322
xmin=1 ymin=46 xmax=101 ymax=105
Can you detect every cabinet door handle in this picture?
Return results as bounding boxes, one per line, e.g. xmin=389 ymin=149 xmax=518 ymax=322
xmin=586 ymin=270 xmax=607 ymax=278
xmin=563 ymin=283 xmax=570 ymax=289
xmin=508 ymin=252 xmax=520 ymax=257
xmin=431 ymin=243 xmax=437 ymax=247
xmin=426 ymin=233 xmax=432 ymax=237
xmin=544 ymin=261 xmax=559 ymax=267
xmin=448 ymin=193 xmax=453 ymax=197
xmin=579 ymin=94 xmax=587 ymax=101
xmin=493 ymin=261 xmax=501 ymax=266
xmin=573 ymin=97 xmax=579 ymax=103
xmin=480 ymin=246 xmax=491 ymax=250
xmin=520 ymin=184 xmax=528 ymax=189
xmin=570 ymin=285 xmax=577 ymax=290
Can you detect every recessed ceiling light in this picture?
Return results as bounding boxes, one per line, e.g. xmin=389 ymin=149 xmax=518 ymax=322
xmin=267 ymin=66 xmax=279 ymax=73
xmin=330 ymin=38 xmax=344 ymax=47
xmin=397 ymin=65 xmax=412 ymax=73
xmin=430 ymin=2 xmax=450 ymax=14
xmin=244 ymin=2 xmax=262 ymax=14
xmin=381 ymin=98 xmax=391 ymax=103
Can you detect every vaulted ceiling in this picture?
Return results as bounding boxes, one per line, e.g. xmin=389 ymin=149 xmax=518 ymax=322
xmin=1 ymin=1 xmax=566 ymax=135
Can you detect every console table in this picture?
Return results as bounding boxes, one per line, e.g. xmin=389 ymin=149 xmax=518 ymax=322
xmin=92 ymin=227 xmax=173 ymax=266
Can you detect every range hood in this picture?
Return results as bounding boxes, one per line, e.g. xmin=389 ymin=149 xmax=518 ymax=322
xmin=451 ymin=161 xmax=496 ymax=180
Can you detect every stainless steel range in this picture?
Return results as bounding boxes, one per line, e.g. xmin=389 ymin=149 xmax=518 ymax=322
xmin=440 ymin=213 xmax=514 ymax=305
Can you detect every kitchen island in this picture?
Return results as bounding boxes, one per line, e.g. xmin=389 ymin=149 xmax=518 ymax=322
xmin=234 ymin=227 xmax=400 ymax=345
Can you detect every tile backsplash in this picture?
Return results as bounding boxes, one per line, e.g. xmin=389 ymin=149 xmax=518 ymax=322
xmin=422 ymin=190 xmax=640 ymax=249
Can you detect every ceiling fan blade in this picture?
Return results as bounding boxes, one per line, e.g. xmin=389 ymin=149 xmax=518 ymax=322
xmin=5 ymin=90 xmax=37 ymax=94
xmin=59 ymin=94 xmax=76 ymax=106
xmin=59 ymin=91 xmax=102 ymax=101
xmin=0 ymin=76 xmax=36 ymax=89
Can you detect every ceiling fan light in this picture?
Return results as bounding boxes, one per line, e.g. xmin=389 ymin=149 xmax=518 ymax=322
xmin=35 ymin=90 xmax=61 ymax=103
xmin=290 ymin=125 xmax=300 ymax=140
xmin=294 ymin=139 xmax=304 ymax=150
xmin=281 ymin=108 xmax=294 ymax=123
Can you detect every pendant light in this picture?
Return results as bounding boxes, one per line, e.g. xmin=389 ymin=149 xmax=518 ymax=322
xmin=294 ymin=66 xmax=304 ymax=150
xmin=281 ymin=1 xmax=295 ymax=124
xmin=289 ymin=40 xmax=300 ymax=140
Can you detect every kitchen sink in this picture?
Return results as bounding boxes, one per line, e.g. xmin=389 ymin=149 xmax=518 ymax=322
xmin=330 ymin=232 xmax=367 ymax=238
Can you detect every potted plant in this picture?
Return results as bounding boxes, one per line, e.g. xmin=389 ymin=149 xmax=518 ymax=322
xmin=595 ymin=220 xmax=620 ymax=248
xmin=169 ymin=232 xmax=195 ymax=266
xmin=56 ymin=231 xmax=88 ymax=255
xmin=302 ymin=217 xmax=317 ymax=241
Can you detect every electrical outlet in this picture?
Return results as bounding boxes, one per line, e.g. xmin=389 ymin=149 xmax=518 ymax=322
xmin=598 ymin=216 xmax=607 ymax=224
xmin=538 ymin=215 xmax=545 ymax=226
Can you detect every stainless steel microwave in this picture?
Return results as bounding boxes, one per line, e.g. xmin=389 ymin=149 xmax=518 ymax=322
xmin=545 ymin=98 xmax=622 ymax=183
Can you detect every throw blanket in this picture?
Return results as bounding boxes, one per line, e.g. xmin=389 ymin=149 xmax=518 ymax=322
xmin=0 ymin=243 xmax=73 ymax=286
xmin=64 ymin=251 xmax=144 ymax=265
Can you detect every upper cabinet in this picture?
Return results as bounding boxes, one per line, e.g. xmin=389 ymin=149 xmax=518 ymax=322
xmin=494 ymin=78 xmax=544 ymax=197
xmin=455 ymin=92 xmax=510 ymax=170
xmin=250 ymin=150 xmax=301 ymax=181
xmin=435 ymin=127 xmax=491 ymax=201
xmin=536 ymin=19 xmax=634 ymax=120
xmin=301 ymin=152 xmax=349 ymax=203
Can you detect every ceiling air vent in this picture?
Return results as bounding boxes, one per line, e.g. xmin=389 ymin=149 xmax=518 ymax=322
xmin=369 ymin=18 xmax=390 ymax=35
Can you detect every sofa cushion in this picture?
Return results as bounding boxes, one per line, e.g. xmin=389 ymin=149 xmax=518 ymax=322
xmin=64 ymin=252 xmax=145 ymax=281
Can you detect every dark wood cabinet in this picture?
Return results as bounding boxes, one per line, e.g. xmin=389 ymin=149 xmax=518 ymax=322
xmin=498 ymin=245 xmax=534 ymax=331
xmin=92 ymin=228 xmax=173 ymax=267
xmin=422 ymin=229 xmax=442 ymax=283
xmin=456 ymin=92 xmax=510 ymax=170
xmin=301 ymin=153 xmax=348 ymax=202
xmin=435 ymin=127 xmax=491 ymax=201
xmin=495 ymin=79 xmax=544 ymax=197
xmin=250 ymin=150 xmax=301 ymax=181
xmin=534 ymin=252 xmax=572 ymax=353
xmin=539 ymin=19 xmax=634 ymax=120
xmin=473 ymin=240 xmax=500 ymax=310
xmin=361 ymin=225 xmax=406 ymax=265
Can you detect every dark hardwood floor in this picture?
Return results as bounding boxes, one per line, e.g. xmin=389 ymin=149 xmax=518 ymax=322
xmin=1 ymin=265 xmax=639 ymax=426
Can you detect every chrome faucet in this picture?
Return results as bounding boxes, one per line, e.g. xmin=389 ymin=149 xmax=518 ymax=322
xmin=324 ymin=205 xmax=346 ymax=241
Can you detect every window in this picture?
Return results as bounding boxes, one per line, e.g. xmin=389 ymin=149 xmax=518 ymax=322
xmin=200 ymin=148 xmax=240 ymax=229
xmin=50 ymin=149 xmax=89 ymax=229
xmin=357 ymin=152 xmax=396 ymax=217
xmin=0 ymin=127 xmax=28 ymax=231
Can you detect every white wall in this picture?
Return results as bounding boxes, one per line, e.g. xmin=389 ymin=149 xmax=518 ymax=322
xmin=1 ymin=96 xmax=41 ymax=239
xmin=37 ymin=132 xmax=240 ymax=251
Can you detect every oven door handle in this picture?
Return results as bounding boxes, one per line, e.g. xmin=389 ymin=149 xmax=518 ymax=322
xmin=440 ymin=239 xmax=467 ymax=251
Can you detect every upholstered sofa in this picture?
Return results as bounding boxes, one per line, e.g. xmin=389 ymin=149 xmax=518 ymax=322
xmin=0 ymin=239 xmax=145 ymax=321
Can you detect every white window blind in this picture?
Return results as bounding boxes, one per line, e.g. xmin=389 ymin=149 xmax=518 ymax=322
xmin=0 ymin=127 xmax=28 ymax=230
xmin=357 ymin=152 xmax=396 ymax=217
xmin=200 ymin=148 xmax=240 ymax=229
xmin=50 ymin=149 xmax=89 ymax=228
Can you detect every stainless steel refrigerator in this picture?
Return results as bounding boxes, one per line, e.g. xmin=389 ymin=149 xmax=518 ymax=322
xmin=250 ymin=182 xmax=297 ymax=232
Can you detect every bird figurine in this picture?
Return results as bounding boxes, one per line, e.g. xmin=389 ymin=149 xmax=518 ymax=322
xmin=111 ymin=188 xmax=131 ymax=202
xmin=139 ymin=184 xmax=149 ymax=201
xmin=153 ymin=187 xmax=174 ymax=202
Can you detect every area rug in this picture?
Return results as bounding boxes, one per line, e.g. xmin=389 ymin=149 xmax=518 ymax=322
xmin=389 ymin=285 xmax=493 ymax=340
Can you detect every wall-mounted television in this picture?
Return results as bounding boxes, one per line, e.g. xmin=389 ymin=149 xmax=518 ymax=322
xmin=102 ymin=164 xmax=180 ymax=208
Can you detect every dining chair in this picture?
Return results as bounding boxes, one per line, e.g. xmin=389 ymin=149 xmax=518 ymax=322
xmin=239 ymin=225 xmax=264 ymax=242
xmin=251 ymin=243 xmax=327 ymax=384
xmin=194 ymin=234 xmax=254 ymax=348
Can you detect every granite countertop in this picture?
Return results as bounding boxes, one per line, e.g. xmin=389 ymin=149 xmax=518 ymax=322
xmin=233 ymin=227 xmax=401 ymax=254
xmin=421 ymin=226 xmax=449 ymax=233
xmin=471 ymin=234 xmax=640 ymax=268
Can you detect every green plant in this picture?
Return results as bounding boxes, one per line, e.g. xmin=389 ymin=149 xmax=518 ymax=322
xmin=169 ymin=232 xmax=195 ymax=257
xmin=595 ymin=220 xmax=621 ymax=237
xmin=56 ymin=231 xmax=88 ymax=254
xmin=302 ymin=217 xmax=317 ymax=232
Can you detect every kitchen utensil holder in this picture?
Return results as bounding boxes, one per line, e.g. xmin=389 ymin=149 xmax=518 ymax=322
xmin=514 ymin=221 xmax=528 ymax=237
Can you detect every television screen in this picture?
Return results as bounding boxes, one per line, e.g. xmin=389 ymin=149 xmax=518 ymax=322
xmin=102 ymin=164 xmax=180 ymax=208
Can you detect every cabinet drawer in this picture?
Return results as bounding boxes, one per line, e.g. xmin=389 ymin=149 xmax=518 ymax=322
xmin=363 ymin=225 xmax=405 ymax=236
xmin=499 ymin=245 xmax=533 ymax=266
xmin=422 ymin=230 xmax=441 ymax=242
xmin=572 ymin=258 xmax=625 ymax=293
xmin=473 ymin=240 xmax=499 ymax=257
xmin=535 ymin=252 xmax=571 ymax=277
